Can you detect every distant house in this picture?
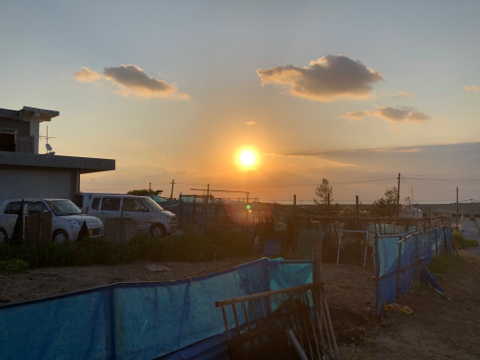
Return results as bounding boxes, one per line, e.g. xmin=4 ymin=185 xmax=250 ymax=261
xmin=0 ymin=106 xmax=115 ymax=203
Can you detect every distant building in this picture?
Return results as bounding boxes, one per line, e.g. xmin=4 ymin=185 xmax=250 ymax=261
xmin=0 ymin=106 xmax=115 ymax=203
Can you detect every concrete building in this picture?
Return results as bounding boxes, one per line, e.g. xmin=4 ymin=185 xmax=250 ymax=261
xmin=0 ymin=106 xmax=115 ymax=203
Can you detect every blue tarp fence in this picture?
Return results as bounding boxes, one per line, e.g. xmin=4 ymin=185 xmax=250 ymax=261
xmin=0 ymin=258 xmax=312 ymax=360
xmin=374 ymin=226 xmax=453 ymax=315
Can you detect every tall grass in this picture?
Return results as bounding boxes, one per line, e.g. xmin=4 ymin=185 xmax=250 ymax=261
xmin=0 ymin=229 xmax=256 ymax=269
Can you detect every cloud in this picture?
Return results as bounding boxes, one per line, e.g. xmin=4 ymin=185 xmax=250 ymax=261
xmin=339 ymin=106 xmax=430 ymax=123
xmin=338 ymin=111 xmax=367 ymax=120
xmin=256 ymin=55 xmax=383 ymax=101
xmin=245 ymin=121 xmax=256 ymax=125
xmin=392 ymin=91 xmax=414 ymax=99
xmin=464 ymin=85 xmax=480 ymax=92
xmin=264 ymin=152 xmax=355 ymax=167
xmin=74 ymin=67 xmax=101 ymax=83
xmin=103 ymin=64 xmax=189 ymax=99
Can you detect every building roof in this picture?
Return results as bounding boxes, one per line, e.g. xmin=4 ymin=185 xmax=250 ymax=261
xmin=0 ymin=106 xmax=59 ymax=122
xmin=0 ymin=151 xmax=115 ymax=174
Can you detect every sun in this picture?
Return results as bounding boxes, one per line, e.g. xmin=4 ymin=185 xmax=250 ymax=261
xmin=236 ymin=148 xmax=259 ymax=169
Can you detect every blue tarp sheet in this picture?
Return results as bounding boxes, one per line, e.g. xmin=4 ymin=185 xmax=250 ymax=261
xmin=0 ymin=258 xmax=312 ymax=360
xmin=374 ymin=227 xmax=452 ymax=315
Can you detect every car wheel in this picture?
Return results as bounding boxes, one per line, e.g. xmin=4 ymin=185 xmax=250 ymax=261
xmin=0 ymin=228 xmax=8 ymax=244
xmin=150 ymin=224 xmax=166 ymax=238
xmin=52 ymin=230 xmax=69 ymax=243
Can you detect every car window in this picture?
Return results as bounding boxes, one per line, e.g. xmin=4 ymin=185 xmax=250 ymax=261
xmin=4 ymin=201 xmax=23 ymax=214
xmin=91 ymin=198 xmax=100 ymax=210
xmin=144 ymin=197 xmax=165 ymax=211
xmin=46 ymin=200 xmax=82 ymax=216
xmin=123 ymin=198 xmax=148 ymax=212
xmin=101 ymin=197 xmax=121 ymax=211
xmin=27 ymin=201 xmax=45 ymax=215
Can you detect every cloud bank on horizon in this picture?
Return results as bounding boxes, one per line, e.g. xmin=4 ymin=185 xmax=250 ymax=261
xmin=256 ymin=55 xmax=383 ymax=101
xmin=74 ymin=65 xmax=189 ymax=99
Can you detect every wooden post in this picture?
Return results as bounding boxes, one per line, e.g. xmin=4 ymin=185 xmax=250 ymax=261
xmin=204 ymin=184 xmax=210 ymax=230
xmin=293 ymin=194 xmax=297 ymax=247
xmin=192 ymin=196 xmax=196 ymax=224
xmin=246 ymin=192 xmax=250 ymax=235
xmin=397 ymin=240 xmax=403 ymax=296
xmin=327 ymin=193 xmax=330 ymax=215
xmin=356 ymin=195 xmax=359 ymax=220
xmin=170 ymin=179 xmax=175 ymax=200
xmin=415 ymin=234 xmax=419 ymax=273
xmin=313 ymin=229 xmax=322 ymax=284
xmin=179 ymin=193 xmax=183 ymax=229
xmin=443 ymin=226 xmax=448 ymax=254
xmin=396 ymin=173 xmax=401 ymax=217
xmin=456 ymin=187 xmax=459 ymax=230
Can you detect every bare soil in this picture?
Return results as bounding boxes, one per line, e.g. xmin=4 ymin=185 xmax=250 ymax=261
xmin=1 ymin=255 xmax=480 ymax=359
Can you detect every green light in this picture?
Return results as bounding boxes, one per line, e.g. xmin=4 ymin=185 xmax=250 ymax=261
xmin=246 ymin=205 xmax=251 ymax=210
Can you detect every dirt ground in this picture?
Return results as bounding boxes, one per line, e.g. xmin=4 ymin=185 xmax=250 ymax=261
xmin=1 ymin=254 xmax=480 ymax=359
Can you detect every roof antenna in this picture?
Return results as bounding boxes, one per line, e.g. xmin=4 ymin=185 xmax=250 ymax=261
xmin=40 ymin=126 xmax=56 ymax=154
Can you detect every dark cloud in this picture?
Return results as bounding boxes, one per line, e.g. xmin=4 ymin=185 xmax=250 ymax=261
xmin=339 ymin=106 xmax=430 ymax=123
xmin=374 ymin=106 xmax=430 ymax=122
xmin=103 ymin=64 xmax=189 ymax=99
xmin=256 ymin=55 xmax=383 ymax=101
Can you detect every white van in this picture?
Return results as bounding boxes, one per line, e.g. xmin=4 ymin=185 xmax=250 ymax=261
xmin=84 ymin=194 xmax=177 ymax=237
xmin=0 ymin=198 xmax=103 ymax=243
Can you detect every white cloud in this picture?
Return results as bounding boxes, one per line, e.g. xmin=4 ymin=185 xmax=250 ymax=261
xmin=103 ymin=64 xmax=189 ymax=99
xmin=256 ymin=55 xmax=383 ymax=101
xmin=392 ymin=91 xmax=414 ymax=99
xmin=464 ymin=85 xmax=480 ymax=92
xmin=73 ymin=67 xmax=101 ymax=83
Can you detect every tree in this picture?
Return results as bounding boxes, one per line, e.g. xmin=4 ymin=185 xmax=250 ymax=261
xmin=313 ymin=178 xmax=333 ymax=211
xmin=371 ymin=186 xmax=398 ymax=217
xmin=127 ymin=189 xmax=163 ymax=196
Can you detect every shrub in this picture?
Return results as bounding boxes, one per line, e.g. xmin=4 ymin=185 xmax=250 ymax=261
xmin=0 ymin=230 xmax=256 ymax=269
xmin=0 ymin=259 xmax=29 ymax=273
xmin=429 ymin=254 xmax=456 ymax=275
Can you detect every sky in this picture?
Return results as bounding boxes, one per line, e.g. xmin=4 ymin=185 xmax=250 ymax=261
xmin=1 ymin=1 xmax=480 ymax=203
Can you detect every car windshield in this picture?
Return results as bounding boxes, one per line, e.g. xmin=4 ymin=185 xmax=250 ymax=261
xmin=144 ymin=197 xmax=165 ymax=211
xmin=46 ymin=200 xmax=82 ymax=216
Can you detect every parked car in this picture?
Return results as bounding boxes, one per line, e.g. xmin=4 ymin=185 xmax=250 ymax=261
xmin=0 ymin=198 xmax=103 ymax=243
xmin=82 ymin=194 xmax=177 ymax=237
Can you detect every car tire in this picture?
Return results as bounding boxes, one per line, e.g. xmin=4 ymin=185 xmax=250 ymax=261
xmin=52 ymin=230 xmax=69 ymax=243
xmin=150 ymin=224 xmax=166 ymax=238
xmin=0 ymin=228 xmax=8 ymax=244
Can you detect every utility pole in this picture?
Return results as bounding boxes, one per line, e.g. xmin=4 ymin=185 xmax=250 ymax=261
xmin=396 ymin=173 xmax=401 ymax=217
xmin=149 ymin=182 xmax=151 ymax=192
xmin=170 ymin=179 xmax=175 ymax=200
xmin=456 ymin=187 xmax=459 ymax=230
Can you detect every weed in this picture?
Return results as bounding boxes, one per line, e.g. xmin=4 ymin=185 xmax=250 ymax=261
xmin=0 ymin=258 xmax=29 ymax=273
xmin=453 ymin=230 xmax=478 ymax=250
xmin=346 ymin=349 xmax=371 ymax=360
xmin=0 ymin=230 xmax=256 ymax=268
xmin=429 ymin=254 xmax=456 ymax=275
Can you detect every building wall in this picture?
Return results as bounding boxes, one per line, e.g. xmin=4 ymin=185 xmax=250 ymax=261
xmin=0 ymin=118 xmax=29 ymax=135
xmin=0 ymin=166 xmax=78 ymax=204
